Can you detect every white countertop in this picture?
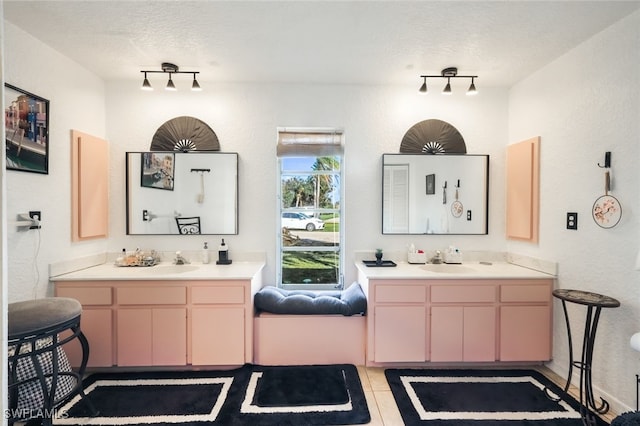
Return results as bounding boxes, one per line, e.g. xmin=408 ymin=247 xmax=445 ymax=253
xmin=355 ymin=260 xmax=555 ymax=280
xmin=50 ymin=261 xmax=265 ymax=281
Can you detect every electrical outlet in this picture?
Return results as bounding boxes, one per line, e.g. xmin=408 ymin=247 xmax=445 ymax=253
xmin=566 ymin=212 xmax=578 ymax=230
xmin=28 ymin=211 xmax=41 ymax=229
xmin=466 ymin=210 xmax=472 ymax=221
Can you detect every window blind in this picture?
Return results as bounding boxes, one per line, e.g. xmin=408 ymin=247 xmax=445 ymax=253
xmin=276 ymin=128 xmax=344 ymax=157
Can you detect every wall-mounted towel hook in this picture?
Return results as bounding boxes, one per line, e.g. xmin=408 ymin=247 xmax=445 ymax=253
xmin=597 ymin=151 xmax=611 ymax=168
xmin=442 ymin=181 xmax=447 ymax=204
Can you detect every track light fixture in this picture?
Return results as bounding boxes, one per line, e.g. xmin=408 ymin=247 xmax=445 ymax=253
xmin=418 ymin=67 xmax=478 ymax=95
xmin=140 ymin=62 xmax=202 ymax=91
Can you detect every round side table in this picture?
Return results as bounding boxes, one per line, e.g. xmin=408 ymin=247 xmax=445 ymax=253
xmin=552 ymin=289 xmax=620 ymax=426
xmin=7 ymin=297 xmax=95 ymax=426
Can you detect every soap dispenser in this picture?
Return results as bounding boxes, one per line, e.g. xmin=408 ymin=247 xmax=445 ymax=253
xmin=216 ymin=238 xmax=231 ymax=265
xmin=202 ymin=242 xmax=210 ymax=264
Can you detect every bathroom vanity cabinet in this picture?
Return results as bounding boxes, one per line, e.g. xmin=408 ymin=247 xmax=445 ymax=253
xmin=52 ymin=262 xmax=264 ymax=368
xmin=357 ymin=261 xmax=554 ymax=366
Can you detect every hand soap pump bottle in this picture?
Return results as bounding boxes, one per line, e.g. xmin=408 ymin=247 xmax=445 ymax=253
xmin=217 ymin=238 xmax=231 ymax=264
xmin=202 ymin=242 xmax=210 ymax=264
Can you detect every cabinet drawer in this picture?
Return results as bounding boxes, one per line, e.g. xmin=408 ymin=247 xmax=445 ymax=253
xmin=56 ymin=287 xmax=112 ymax=305
xmin=431 ymin=285 xmax=495 ymax=303
xmin=501 ymin=285 xmax=549 ymax=303
xmin=117 ymin=287 xmax=186 ymax=305
xmin=192 ymin=286 xmax=245 ymax=304
xmin=375 ymin=285 xmax=426 ymax=303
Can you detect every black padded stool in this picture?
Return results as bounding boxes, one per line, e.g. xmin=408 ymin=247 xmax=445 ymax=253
xmin=7 ymin=297 xmax=95 ymax=426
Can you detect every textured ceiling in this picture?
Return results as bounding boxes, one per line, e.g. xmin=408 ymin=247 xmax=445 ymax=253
xmin=4 ymin=1 xmax=639 ymax=88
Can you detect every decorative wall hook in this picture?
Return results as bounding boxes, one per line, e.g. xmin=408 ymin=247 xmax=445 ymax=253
xmin=442 ymin=181 xmax=447 ymax=204
xmin=597 ymin=151 xmax=611 ymax=168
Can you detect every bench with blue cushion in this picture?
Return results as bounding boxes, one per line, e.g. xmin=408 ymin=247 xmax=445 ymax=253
xmin=253 ymin=283 xmax=367 ymax=365
xmin=254 ymin=282 xmax=367 ymax=316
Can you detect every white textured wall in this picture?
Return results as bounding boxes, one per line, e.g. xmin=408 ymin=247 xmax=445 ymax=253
xmin=3 ymin=23 xmax=107 ymax=302
xmin=104 ymin=82 xmax=508 ymax=286
xmin=508 ymin=10 xmax=640 ymax=413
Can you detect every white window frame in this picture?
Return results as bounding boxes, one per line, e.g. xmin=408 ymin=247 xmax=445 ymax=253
xmin=276 ymin=127 xmax=344 ymax=290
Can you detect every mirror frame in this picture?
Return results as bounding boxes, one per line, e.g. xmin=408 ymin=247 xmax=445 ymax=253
xmin=382 ymin=153 xmax=489 ymax=235
xmin=125 ymin=151 xmax=238 ymax=235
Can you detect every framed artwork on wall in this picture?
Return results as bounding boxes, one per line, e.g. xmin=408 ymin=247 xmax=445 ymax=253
xmin=141 ymin=152 xmax=175 ymax=190
xmin=4 ymin=84 xmax=49 ymax=174
xmin=426 ymin=174 xmax=436 ymax=195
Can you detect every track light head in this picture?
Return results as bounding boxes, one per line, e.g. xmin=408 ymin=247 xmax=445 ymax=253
xmin=467 ymin=77 xmax=478 ymax=95
xmin=192 ymin=73 xmax=202 ymax=91
xmin=419 ymin=77 xmax=427 ymax=94
xmin=166 ymin=74 xmax=177 ymax=91
xmin=443 ymin=78 xmax=452 ymax=95
xmin=141 ymin=72 xmax=153 ymax=91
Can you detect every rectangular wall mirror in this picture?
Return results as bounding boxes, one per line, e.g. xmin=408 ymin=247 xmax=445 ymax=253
xmin=382 ymin=154 xmax=489 ymax=235
xmin=126 ymin=151 xmax=238 ymax=235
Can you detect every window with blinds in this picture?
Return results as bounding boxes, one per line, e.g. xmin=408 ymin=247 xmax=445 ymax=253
xmin=276 ymin=128 xmax=344 ymax=289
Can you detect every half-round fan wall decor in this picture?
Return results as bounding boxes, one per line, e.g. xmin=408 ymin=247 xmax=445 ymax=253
xmin=400 ymin=119 xmax=466 ymax=154
xmin=150 ymin=116 xmax=220 ymax=151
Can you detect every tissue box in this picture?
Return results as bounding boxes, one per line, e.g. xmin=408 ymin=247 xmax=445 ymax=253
xmin=407 ymin=252 xmax=427 ymax=264
xmin=443 ymin=250 xmax=463 ymax=264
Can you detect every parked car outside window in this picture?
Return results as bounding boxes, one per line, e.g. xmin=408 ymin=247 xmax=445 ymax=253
xmin=282 ymin=212 xmax=325 ymax=231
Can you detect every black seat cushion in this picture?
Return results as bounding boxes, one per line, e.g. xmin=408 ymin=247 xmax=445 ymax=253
xmin=254 ymin=283 xmax=367 ymax=316
xmin=612 ymin=412 xmax=640 ymax=426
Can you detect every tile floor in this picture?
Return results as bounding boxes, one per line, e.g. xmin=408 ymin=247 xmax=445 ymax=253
xmin=357 ymin=366 xmax=615 ymax=425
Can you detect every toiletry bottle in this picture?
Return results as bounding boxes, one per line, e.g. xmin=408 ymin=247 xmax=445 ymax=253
xmin=202 ymin=242 xmax=210 ymax=264
xmin=218 ymin=239 xmax=228 ymax=263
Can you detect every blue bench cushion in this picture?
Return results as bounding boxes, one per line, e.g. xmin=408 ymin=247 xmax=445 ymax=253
xmin=254 ymin=283 xmax=367 ymax=316
xmin=612 ymin=412 xmax=640 ymax=426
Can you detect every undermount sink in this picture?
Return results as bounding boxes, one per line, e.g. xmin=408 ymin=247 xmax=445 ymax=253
xmin=146 ymin=265 xmax=199 ymax=274
xmin=421 ymin=263 xmax=475 ymax=274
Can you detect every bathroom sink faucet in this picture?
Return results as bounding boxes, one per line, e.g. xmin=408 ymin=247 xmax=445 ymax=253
xmin=431 ymin=250 xmax=443 ymax=264
xmin=174 ymin=251 xmax=189 ymax=265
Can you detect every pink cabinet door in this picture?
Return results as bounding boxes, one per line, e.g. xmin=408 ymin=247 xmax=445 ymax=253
xmin=64 ymin=309 xmax=113 ymax=368
xmin=152 ymin=308 xmax=187 ymax=365
xmin=374 ymin=306 xmax=426 ymax=362
xmin=71 ymin=130 xmax=109 ymax=241
xmin=117 ymin=308 xmax=186 ymax=366
xmin=117 ymin=309 xmax=152 ymax=366
xmin=191 ymin=307 xmax=245 ymax=365
xmin=463 ymin=306 xmax=496 ymax=362
xmin=500 ymin=305 xmax=551 ymax=361
xmin=431 ymin=306 xmax=496 ymax=362
xmin=506 ymin=137 xmax=540 ymax=242
xmin=430 ymin=306 xmax=463 ymax=361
